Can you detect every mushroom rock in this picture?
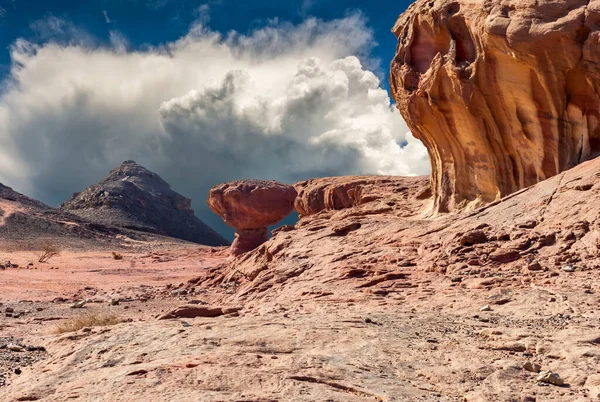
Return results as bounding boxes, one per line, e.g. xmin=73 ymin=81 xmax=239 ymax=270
xmin=390 ymin=0 xmax=600 ymax=213
xmin=207 ymin=180 xmax=297 ymax=256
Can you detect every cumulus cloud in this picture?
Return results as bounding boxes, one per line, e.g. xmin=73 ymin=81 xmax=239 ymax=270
xmin=0 ymin=13 xmax=430 ymax=237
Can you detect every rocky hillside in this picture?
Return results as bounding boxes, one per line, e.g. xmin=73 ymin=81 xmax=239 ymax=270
xmin=60 ymin=161 xmax=229 ymax=247
xmin=0 ymin=182 xmax=196 ymax=251
xmin=199 ymin=156 xmax=600 ymax=303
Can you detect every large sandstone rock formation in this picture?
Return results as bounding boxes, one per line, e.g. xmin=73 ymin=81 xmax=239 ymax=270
xmin=60 ymin=161 xmax=229 ymax=246
xmin=294 ymin=176 xmax=431 ymax=217
xmin=207 ymin=180 xmax=297 ymax=256
xmin=390 ymin=0 xmax=600 ymax=212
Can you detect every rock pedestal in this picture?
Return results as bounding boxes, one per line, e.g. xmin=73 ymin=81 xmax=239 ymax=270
xmin=231 ymin=228 xmax=269 ymax=256
xmin=207 ymin=180 xmax=297 ymax=256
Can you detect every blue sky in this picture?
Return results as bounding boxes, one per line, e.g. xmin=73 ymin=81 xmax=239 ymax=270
xmin=0 ymin=0 xmax=429 ymax=240
xmin=0 ymin=0 xmax=412 ymax=86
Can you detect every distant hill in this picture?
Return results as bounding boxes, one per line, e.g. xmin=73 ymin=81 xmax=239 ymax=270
xmin=0 ymin=182 xmax=127 ymax=250
xmin=60 ymin=161 xmax=229 ymax=247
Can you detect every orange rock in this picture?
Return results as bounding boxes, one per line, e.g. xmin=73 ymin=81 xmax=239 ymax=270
xmin=390 ymin=0 xmax=600 ymax=212
xmin=207 ymin=180 xmax=297 ymax=256
xmin=293 ymin=176 xmax=430 ymax=216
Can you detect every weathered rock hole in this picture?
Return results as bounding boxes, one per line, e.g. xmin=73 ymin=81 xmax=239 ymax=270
xmin=447 ymin=2 xmax=460 ymax=16
xmin=500 ymin=5 xmax=514 ymax=17
xmin=448 ymin=17 xmax=476 ymax=65
xmin=408 ymin=17 xmax=436 ymax=74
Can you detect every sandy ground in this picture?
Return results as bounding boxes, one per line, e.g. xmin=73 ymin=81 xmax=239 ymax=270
xmin=0 ymin=248 xmax=227 ymax=302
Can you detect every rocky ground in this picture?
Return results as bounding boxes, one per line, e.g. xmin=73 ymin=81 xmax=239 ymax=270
xmin=1 ymin=264 xmax=599 ymax=401
xmin=1 ymin=156 xmax=600 ymax=401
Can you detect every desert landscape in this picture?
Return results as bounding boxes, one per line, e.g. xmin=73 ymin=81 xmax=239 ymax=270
xmin=2 ymin=0 xmax=600 ymax=401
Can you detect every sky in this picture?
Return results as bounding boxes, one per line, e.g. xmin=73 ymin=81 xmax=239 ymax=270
xmin=0 ymin=0 xmax=430 ymax=239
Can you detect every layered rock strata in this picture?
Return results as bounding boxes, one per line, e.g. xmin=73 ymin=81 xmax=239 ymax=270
xmin=390 ymin=0 xmax=600 ymax=212
xmin=207 ymin=180 xmax=297 ymax=256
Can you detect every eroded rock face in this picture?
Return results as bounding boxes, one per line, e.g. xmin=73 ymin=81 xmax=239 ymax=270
xmin=294 ymin=176 xmax=431 ymax=217
xmin=390 ymin=0 xmax=600 ymax=212
xmin=207 ymin=180 xmax=297 ymax=256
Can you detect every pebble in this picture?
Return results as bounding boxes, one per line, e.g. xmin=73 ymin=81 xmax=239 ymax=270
xmin=561 ymin=265 xmax=575 ymax=273
xmin=527 ymin=262 xmax=543 ymax=271
xmin=480 ymin=305 xmax=492 ymax=312
xmin=108 ymin=299 xmax=120 ymax=306
xmin=537 ymin=371 xmax=564 ymax=386
xmin=171 ymin=288 xmax=188 ymax=296
xmin=7 ymin=344 xmax=24 ymax=352
xmin=523 ymin=361 xmax=542 ymax=373
xmin=70 ymin=301 xmax=86 ymax=309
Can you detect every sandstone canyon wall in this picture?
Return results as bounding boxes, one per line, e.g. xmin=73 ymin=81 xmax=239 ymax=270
xmin=390 ymin=0 xmax=600 ymax=212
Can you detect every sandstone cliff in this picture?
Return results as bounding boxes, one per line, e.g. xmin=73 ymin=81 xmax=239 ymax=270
xmin=390 ymin=0 xmax=600 ymax=212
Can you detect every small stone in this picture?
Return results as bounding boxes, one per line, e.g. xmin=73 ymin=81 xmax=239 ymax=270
xmin=108 ymin=299 xmax=120 ymax=306
xmin=171 ymin=288 xmax=188 ymax=296
xmin=458 ymin=230 xmax=488 ymax=247
xmin=489 ymin=249 xmax=520 ymax=263
xmin=81 ymin=327 xmax=92 ymax=333
xmin=561 ymin=265 xmax=575 ymax=273
xmin=548 ymin=297 xmax=556 ymax=302
xmin=527 ymin=262 xmax=543 ymax=271
xmin=70 ymin=301 xmax=86 ymax=309
xmin=480 ymin=305 xmax=492 ymax=312
xmin=523 ymin=361 xmax=542 ymax=373
xmin=537 ymin=371 xmax=564 ymax=386
xmin=7 ymin=343 xmax=24 ymax=352
xmin=5 ymin=307 xmax=13 ymax=313
xmin=14 ymin=368 xmax=21 ymax=375
xmin=451 ymin=276 xmax=463 ymax=283
xmin=495 ymin=342 xmax=526 ymax=352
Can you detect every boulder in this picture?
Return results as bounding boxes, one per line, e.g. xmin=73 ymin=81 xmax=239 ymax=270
xmin=207 ymin=180 xmax=297 ymax=256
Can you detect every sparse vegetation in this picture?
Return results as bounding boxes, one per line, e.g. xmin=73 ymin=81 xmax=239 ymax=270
xmin=112 ymin=251 xmax=124 ymax=260
xmin=55 ymin=313 xmax=121 ymax=334
xmin=37 ymin=241 xmax=60 ymax=263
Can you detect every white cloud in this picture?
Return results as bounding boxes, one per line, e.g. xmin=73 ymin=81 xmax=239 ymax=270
xmin=103 ymin=10 xmax=111 ymax=24
xmin=0 ymin=14 xmax=429 ymax=235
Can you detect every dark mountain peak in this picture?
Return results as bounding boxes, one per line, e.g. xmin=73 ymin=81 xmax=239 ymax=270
xmin=60 ymin=163 xmax=229 ymax=246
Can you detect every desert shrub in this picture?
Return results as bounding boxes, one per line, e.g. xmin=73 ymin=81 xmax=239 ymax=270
xmin=37 ymin=241 xmax=60 ymax=263
xmin=111 ymin=251 xmax=123 ymax=260
xmin=55 ymin=314 xmax=121 ymax=334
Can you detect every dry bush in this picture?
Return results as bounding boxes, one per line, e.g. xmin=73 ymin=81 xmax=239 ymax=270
xmin=38 ymin=241 xmax=60 ymax=263
xmin=55 ymin=314 xmax=121 ymax=334
xmin=111 ymin=251 xmax=123 ymax=260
